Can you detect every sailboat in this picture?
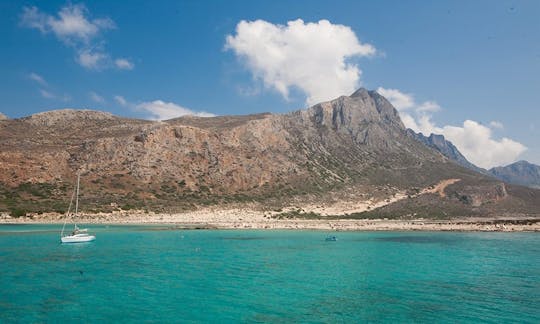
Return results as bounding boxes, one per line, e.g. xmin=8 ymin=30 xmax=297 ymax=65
xmin=60 ymin=173 xmax=96 ymax=243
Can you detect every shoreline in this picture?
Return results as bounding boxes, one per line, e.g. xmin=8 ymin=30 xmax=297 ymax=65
xmin=1 ymin=210 xmax=539 ymax=232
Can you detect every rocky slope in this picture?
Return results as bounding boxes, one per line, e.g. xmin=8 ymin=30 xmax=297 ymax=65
xmin=1 ymin=90 xmax=538 ymax=218
xmin=489 ymin=161 xmax=540 ymax=189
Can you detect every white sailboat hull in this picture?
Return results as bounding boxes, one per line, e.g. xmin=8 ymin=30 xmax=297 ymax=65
xmin=61 ymin=234 xmax=96 ymax=243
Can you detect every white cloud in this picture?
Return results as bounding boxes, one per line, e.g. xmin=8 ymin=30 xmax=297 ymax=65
xmin=20 ymin=4 xmax=130 ymax=71
xmin=376 ymin=87 xmax=415 ymax=110
xmin=114 ymin=58 xmax=134 ymax=70
xmin=28 ymin=72 xmax=47 ymax=86
xmin=439 ymin=121 xmax=526 ymax=169
xmin=114 ymin=95 xmax=127 ymax=106
xmin=113 ymin=95 xmax=213 ymax=120
xmin=20 ymin=6 xmax=47 ymax=33
xmin=20 ymin=4 xmax=114 ymax=44
xmin=89 ymin=91 xmax=105 ymax=104
xmin=77 ymin=50 xmax=108 ymax=69
xmin=376 ymin=87 xmax=437 ymax=133
xmin=377 ymin=87 xmax=526 ymax=168
xmin=136 ymin=100 xmax=215 ymax=121
xmin=225 ymin=19 xmax=376 ymax=105
xmin=416 ymin=101 xmax=441 ymax=113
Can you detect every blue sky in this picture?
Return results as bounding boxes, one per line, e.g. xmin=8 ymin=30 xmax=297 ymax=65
xmin=0 ymin=1 xmax=539 ymax=167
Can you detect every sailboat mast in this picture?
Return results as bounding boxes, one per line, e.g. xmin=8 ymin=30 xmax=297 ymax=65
xmin=75 ymin=173 xmax=80 ymax=216
xmin=61 ymin=185 xmax=76 ymax=238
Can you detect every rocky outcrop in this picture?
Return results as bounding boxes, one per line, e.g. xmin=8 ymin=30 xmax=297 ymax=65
xmin=0 ymin=112 xmax=8 ymax=121
xmin=453 ymin=182 xmax=508 ymax=207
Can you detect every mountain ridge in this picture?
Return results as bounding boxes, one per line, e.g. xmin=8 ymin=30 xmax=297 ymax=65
xmin=407 ymin=129 xmax=540 ymax=189
xmin=489 ymin=160 xmax=540 ymax=189
xmin=1 ymin=89 xmax=538 ymax=219
xmin=407 ymin=130 xmax=488 ymax=174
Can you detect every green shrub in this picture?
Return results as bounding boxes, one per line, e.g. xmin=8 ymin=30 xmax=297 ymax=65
xmin=121 ymin=204 xmax=134 ymax=210
xmin=9 ymin=208 xmax=27 ymax=218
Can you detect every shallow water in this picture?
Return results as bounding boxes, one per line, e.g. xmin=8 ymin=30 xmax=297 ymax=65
xmin=0 ymin=225 xmax=539 ymax=323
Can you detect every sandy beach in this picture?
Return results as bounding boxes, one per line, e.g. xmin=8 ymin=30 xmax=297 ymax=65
xmin=1 ymin=209 xmax=538 ymax=232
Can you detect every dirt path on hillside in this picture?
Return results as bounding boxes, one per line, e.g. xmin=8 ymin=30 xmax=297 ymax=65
xmin=424 ymin=178 xmax=461 ymax=197
xmin=295 ymin=178 xmax=462 ymax=216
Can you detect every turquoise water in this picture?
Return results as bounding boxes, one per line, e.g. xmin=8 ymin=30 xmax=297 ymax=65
xmin=0 ymin=225 xmax=539 ymax=323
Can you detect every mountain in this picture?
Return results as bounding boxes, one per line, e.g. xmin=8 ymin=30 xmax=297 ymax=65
xmin=406 ymin=130 xmax=487 ymax=175
xmin=489 ymin=161 xmax=540 ymax=189
xmin=1 ymin=90 xmax=539 ymax=218
xmin=408 ymin=129 xmax=540 ymax=189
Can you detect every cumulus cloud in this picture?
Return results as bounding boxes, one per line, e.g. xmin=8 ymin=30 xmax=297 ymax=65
xmin=438 ymin=120 xmax=526 ymax=168
xmin=377 ymin=87 xmax=526 ymax=168
xmin=20 ymin=4 xmax=130 ymax=71
xmin=89 ymin=91 xmax=105 ymax=104
xmin=136 ymin=100 xmax=215 ymax=121
xmin=375 ymin=87 xmax=415 ymax=110
xmin=225 ymin=19 xmax=376 ymax=105
xmin=28 ymin=72 xmax=47 ymax=86
xmin=114 ymin=58 xmax=134 ymax=70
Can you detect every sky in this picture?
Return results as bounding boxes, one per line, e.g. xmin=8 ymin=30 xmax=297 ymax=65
xmin=0 ymin=0 xmax=539 ymax=168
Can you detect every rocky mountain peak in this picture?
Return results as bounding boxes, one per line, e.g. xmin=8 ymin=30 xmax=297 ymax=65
xmin=427 ymin=133 xmax=446 ymax=146
xmin=306 ymin=88 xmax=404 ymax=132
xmin=349 ymin=87 xmax=370 ymax=98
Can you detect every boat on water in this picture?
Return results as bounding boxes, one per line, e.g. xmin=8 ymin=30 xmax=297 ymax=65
xmin=60 ymin=173 xmax=95 ymax=243
xmin=325 ymin=236 xmax=337 ymax=241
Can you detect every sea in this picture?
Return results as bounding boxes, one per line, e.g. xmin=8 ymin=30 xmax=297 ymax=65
xmin=0 ymin=224 xmax=538 ymax=323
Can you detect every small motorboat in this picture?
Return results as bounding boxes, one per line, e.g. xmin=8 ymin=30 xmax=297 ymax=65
xmin=325 ymin=236 xmax=337 ymax=241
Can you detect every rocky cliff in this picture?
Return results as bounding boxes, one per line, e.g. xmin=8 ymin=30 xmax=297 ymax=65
xmin=1 ymin=90 xmax=538 ymax=218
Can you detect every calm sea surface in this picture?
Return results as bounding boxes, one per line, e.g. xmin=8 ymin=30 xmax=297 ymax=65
xmin=0 ymin=225 xmax=538 ymax=323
